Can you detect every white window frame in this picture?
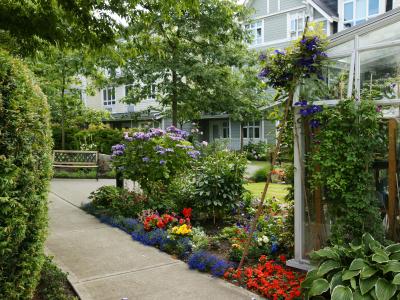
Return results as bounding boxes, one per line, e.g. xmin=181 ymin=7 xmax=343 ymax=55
xmin=102 ymin=87 xmax=116 ymax=106
xmin=242 ymin=121 xmax=261 ymax=139
xmin=245 ymin=20 xmax=264 ymax=46
xmin=288 ymin=12 xmax=305 ymax=40
xmin=222 ymin=120 xmax=230 ymax=138
xmin=341 ymin=0 xmax=382 ymax=29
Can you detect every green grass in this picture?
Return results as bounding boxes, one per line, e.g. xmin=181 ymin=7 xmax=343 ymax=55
xmin=244 ymin=182 xmax=290 ymax=200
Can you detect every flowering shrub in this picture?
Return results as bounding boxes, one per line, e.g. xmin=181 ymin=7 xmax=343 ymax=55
xmin=188 ymin=251 xmax=234 ymax=277
xmin=243 ymin=141 xmax=271 ymax=161
xmin=224 ymin=255 xmax=304 ymax=300
xmin=112 ymin=126 xmax=198 ymax=207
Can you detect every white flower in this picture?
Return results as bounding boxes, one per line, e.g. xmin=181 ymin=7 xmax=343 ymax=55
xmin=201 ymin=141 xmax=208 ymax=146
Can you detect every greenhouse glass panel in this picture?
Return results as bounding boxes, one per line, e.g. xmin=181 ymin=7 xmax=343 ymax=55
xmin=359 ymin=21 xmax=400 ymax=47
xmin=360 ymin=45 xmax=400 ymax=100
xmin=326 ymin=39 xmax=354 ymax=56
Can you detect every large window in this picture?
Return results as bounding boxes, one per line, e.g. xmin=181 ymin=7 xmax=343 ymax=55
xmin=343 ymin=0 xmax=380 ymax=28
xmin=103 ymin=87 xmax=116 ymax=106
xmin=245 ymin=21 xmax=263 ymax=45
xmin=242 ymin=121 xmax=260 ymax=139
xmin=289 ymin=12 xmax=305 ymax=39
xmin=222 ymin=121 xmax=230 ymax=138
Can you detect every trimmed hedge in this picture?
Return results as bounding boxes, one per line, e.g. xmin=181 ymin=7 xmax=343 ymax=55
xmin=0 ymin=50 xmax=53 ymax=298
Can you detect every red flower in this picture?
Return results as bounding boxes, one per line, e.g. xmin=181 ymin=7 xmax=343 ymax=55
xmin=156 ymin=220 xmax=165 ymax=228
xmin=279 ymin=255 xmax=287 ymax=263
xmin=182 ymin=207 xmax=192 ymax=218
xmin=179 ymin=218 xmax=185 ymax=225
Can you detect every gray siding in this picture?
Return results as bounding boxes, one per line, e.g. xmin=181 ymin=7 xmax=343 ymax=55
xmin=264 ymin=120 xmax=276 ymax=144
xmin=280 ymin=0 xmax=303 ymax=11
xmin=264 ymin=14 xmax=287 ymax=42
xmin=250 ymin=0 xmax=268 ymax=18
xmin=231 ymin=121 xmax=241 ymax=139
xmin=269 ymin=0 xmax=279 ymax=13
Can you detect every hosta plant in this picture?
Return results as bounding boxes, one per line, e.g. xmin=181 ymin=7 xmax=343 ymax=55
xmin=302 ymin=233 xmax=400 ymax=300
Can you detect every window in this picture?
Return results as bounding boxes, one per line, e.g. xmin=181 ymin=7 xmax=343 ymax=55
xmin=222 ymin=121 xmax=230 ymax=138
xmin=103 ymin=87 xmax=115 ymax=106
xmin=289 ymin=13 xmax=305 ymax=39
xmin=242 ymin=121 xmax=260 ymax=139
xmin=245 ymin=21 xmax=263 ymax=45
xmin=146 ymin=84 xmax=156 ymax=99
xmin=343 ymin=0 xmax=380 ymax=28
xmin=125 ymin=84 xmax=133 ymax=97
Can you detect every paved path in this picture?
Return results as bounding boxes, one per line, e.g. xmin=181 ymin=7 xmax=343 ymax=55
xmin=47 ymin=179 xmax=260 ymax=300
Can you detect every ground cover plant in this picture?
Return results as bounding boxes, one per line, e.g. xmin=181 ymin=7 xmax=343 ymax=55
xmin=302 ymin=233 xmax=400 ymax=300
xmin=33 ymin=257 xmax=78 ymax=300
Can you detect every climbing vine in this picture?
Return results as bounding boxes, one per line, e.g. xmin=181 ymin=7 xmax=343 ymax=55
xmin=306 ymin=99 xmax=385 ymax=244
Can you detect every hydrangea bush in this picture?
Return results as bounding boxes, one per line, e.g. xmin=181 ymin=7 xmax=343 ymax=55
xmin=112 ymin=126 xmax=199 ymax=207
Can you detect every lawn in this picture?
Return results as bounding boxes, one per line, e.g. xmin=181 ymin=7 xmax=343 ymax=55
xmin=245 ymin=182 xmax=290 ymax=200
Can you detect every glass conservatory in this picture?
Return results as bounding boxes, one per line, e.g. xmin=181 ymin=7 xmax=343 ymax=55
xmin=288 ymin=7 xmax=400 ymax=270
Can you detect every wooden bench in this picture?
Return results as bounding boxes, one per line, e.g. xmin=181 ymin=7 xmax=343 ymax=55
xmin=53 ymin=150 xmax=99 ymax=180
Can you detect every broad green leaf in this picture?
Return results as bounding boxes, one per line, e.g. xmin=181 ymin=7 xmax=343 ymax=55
xmin=360 ymin=276 xmax=378 ymax=295
xmin=360 ymin=266 xmax=378 ymax=279
xmin=342 ymin=270 xmax=361 ymax=281
xmin=363 ymin=233 xmax=381 ymax=251
xmin=301 ymin=270 xmax=320 ymax=289
xmin=310 ymin=248 xmax=340 ymax=261
xmin=331 ymin=285 xmax=354 ymax=300
xmin=317 ymin=260 xmax=342 ymax=277
xmin=386 ymin=243 xmax=400 ymax=253
xmin=350 ymin=258 xmax=367 ymax=271
xmin=375 ymin=278 xmax=396 ymax=300
xmin=372 ymin=253 xmax=389 ymax=263
xmin=393 ymin=273 xmax=400 ymax=285
xmin=351 ymin=277 xmax=357 ymax=290
xmin=330 ymin=271 xmax=344 ymax=294
xmin=390 ymin=252 xmax=400 ymax=260
xmin=354 ymin=290 xmax=374 ymax=300
xmin=309 ymin=278 xmax=330 ymax=297
xmin=382 ymin=260 xmax=400 ymax=274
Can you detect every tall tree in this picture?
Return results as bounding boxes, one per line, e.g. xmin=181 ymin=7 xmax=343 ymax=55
xmin=0 ymin=0 xmax=199 ymax=55
xmin=116 ymin=0 xmax=263 ymax=126
xmin=29 ymin=46 xmax=109 ymax=149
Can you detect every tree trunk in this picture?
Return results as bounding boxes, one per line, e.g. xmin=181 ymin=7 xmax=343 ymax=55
xmin=61 ymin=86 xmax=66 ymax=150
xmin=171 ymin=70 xmax=178 ymax=127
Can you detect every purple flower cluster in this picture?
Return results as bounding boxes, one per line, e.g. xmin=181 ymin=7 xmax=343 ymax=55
xmin=296 ymin=101 xmax=323 ymax=129
xmin=166 ymin=126 xmax=189 ymax=139
xmin=111 ymin=144 xmax=126 ymax=157
xmin=298 ymin=36 xmax=327 ymax=78
xmin=129 ymin=128 xmax=168 ymax=141
xmin=187 ymin=150 xmax=201 ymax=159
xmin=142 ymin=157 xmax=150 ymax=162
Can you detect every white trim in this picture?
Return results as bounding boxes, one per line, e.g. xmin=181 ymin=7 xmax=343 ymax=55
xmin=261 ymin=118 xmax=265 ymax=142
xmin=250 ymin=5 xmax=306 ymax=21
xmin=267 ymin=0 xmax=270 ymax=14
xmin=277 ymin=0 xmax=281 ymax=11
xmin=249 ymin=37 xmax=291 ymax=49
xmin=307 ymin=0 xmax=336 ymax=23
xmin=229 ymin=118 xmax=232 ymax=140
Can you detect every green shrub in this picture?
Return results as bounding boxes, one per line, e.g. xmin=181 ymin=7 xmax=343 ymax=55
xmin=302 ymin=233 xmax=400 ymax=300
xmin=73 ymin=125 xmax=123 ymax=154
xmin=34 ymin=257 xmax=77 ymax=300
xmin=88 ymin=186 xmax=147 ymax=218
xmin=52 ymin=125 xmax=80 ymax=150
xmin=53 ymin=169 xmax=115 ymax=179
xmin=193 ymin=151 xmax=247 ymax=220
xmin=253 ymin=166 xmax=269 ymax=182
xmin=243 ymin=141 xmax=271 ymax=161
xmin=0 ymin=49 xmax=52 ymax=299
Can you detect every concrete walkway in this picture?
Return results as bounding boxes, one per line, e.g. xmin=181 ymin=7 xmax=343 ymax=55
xmin=47 ymin=179 xmax=260 ymax=300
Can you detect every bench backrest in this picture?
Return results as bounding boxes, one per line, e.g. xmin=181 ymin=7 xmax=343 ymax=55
xmin=53 ymin=150 xmax=98 ymax=165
